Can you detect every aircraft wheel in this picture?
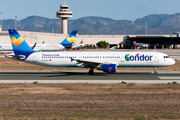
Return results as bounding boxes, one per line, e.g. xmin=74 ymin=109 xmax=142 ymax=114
xmin=88 ymin=69 xmax=94 ymax=75
xmin=154 ymin=71 xmax=158 ymax=75
xmin=154 ymin=67 xmax=158 ymax=75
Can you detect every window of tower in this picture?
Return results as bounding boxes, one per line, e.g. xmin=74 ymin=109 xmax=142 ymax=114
xmin=57 ymin=13 xmax=72 ymax=15
xmin=61 ymin=7 xmax=68 ymax=9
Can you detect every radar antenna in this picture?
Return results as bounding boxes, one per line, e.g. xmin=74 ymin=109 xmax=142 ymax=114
xmin=62 ymin=1 xmax=67 ymax=5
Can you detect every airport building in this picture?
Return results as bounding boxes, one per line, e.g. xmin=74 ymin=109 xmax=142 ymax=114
xmin=0 ymin=30 xmax=173 ymax=49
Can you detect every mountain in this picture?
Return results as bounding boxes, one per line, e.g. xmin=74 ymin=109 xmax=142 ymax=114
xmin=2 ymin=13 xmax=180 ymax=35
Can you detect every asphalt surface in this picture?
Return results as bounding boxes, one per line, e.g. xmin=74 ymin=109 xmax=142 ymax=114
xmin=0 ymin=71 xmax=179 ymax=83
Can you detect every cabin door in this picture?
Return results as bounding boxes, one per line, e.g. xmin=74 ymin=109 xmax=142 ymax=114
xmin=154 ymin=54 xmax=159 ymax=62
xmin=120 ymin=55 xmax=125 ymax=62
xmin=78 ymin=55 xmax=82 ymax=59
xmin=33 ymin=53 xmax=37 ymax=62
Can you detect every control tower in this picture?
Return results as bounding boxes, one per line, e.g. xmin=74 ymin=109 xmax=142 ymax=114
xmin=56 ymin=4 xmax=72 ymax=34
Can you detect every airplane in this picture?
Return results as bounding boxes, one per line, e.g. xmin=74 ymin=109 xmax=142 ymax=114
xmin=6 ymin=29 xmax=175 ymax=75
xmin=71 ymin=39 xmax=85 ymax=49
xmin=109 ymin=46 xmax=117 ymax=50
xmin=0 ymin=30 xmax=78 ymax=51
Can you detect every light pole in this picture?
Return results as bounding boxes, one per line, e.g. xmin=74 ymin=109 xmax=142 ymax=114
xmin=57 ymin=26 xmax=59 ymax=33
xmin=1 ymin=12 xmax=2 ymax=31
xmin=31 ymin=33 xmax=33 ymax=44
xmin=52 ymin=26 xmax=54 ymax=33
xmin=15 ymin=16 xmax=17 ymax=30
xmin=145 ymin=20 xmax=147 ymax=35
xmin=124 ymin=26 xmax=127 ymax=35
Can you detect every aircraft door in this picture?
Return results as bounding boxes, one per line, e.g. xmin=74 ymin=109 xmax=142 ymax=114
xmin=78 ymin=55 xmax=82 ymax=59
xmin=33 ymin=53 xmax=37 ymax=62
xmin=154 ymin=54 xmax=159 ymax=62
xmin=120 ymin=56 xmax=125 ymax=62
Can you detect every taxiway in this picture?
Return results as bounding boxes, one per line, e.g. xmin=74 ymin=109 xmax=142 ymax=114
xmin=0 ymin=71 xmax=179 ymax=83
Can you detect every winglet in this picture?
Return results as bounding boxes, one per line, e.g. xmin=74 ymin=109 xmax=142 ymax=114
xmin=32 ymin=42 xmax=37 ymax=49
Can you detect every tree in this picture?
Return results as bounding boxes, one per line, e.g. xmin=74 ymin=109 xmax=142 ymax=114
xmin=96 ymin=41 xmax=109 ymax=48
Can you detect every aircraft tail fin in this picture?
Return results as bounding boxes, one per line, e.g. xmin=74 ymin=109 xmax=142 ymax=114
xmin=60 ymin=30 xmax=78 ymax=48
xmin=72 ymin=38 xmax=77 ymax=45
xmin=80 ymin=39 xmax=84 ymax=44
xmin=8 ymin=29 xmax=36 ymax=60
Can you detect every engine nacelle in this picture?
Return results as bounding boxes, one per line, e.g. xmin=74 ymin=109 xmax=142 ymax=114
xmin=102 ymin=64 xmax=116 ymax=73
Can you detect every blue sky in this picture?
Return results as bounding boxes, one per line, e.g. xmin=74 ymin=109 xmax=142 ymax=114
xmin=0 ymin=0 xmax=180 ymax=21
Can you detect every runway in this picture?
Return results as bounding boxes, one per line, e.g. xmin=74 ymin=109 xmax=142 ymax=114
xmin=0 ymin=71 xmax=180 ymax=83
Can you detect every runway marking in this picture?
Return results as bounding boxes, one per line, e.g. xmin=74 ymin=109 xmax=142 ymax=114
xmin=158 ymin=76 xmax=180 ymax=80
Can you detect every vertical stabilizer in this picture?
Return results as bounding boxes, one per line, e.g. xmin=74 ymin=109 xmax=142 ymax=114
xmin=60 ymin=30 xmax=78 ymax=48
xmin=8 ymin=29 xmax=36 ymax=59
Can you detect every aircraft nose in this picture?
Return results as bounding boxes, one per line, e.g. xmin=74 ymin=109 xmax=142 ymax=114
xmin=171 ymin=59 xmax=175 ymax=65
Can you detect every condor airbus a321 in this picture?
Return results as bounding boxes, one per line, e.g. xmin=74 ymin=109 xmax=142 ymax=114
xmin=0 ymin=30 xmax=79 ymax=51
xmin=6 ymin=29 xmax=175 ymax=75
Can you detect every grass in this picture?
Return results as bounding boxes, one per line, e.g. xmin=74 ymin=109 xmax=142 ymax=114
xmin=127 ymin=82 xmax=135 ymax=86
xmin=0 ymin=83 xmax=180 ymax=119
xmin=0 ymin=58 xmax=180 ymax=119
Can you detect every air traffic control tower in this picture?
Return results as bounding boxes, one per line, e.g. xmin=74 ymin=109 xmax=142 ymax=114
xmin=56 ymin=4 xmax=72 ymax=34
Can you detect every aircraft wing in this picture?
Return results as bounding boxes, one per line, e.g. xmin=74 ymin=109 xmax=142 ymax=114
xmin=70 ymin=57 xmax=115 ymax=68
xmin=64 ymin=45 xmax=73 ymax=49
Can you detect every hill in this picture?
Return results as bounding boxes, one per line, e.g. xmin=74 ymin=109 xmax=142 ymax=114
xmin=2 ymin=13 xmax=180 ymax=35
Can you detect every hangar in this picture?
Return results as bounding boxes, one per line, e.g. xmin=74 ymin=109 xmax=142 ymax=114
xmin=124 ymin=33 xmax=180 ymax=49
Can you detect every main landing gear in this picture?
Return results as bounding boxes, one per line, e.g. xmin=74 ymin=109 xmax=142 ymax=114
xmin=154 ymin=67 xmax=158 ymax=75
xmin=88 ymin=68 xmax=94 ymax=75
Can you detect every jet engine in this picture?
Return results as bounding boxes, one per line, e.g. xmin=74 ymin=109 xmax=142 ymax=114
xmin=102 ymin=64 xmax=116 ymax=73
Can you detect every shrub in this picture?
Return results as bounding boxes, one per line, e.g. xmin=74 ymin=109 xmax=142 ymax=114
xmin=172 ymin=81 xmax=178 ymax=84
xmin=96 ymin=41 xmax=109 ymax=48
xmin=33 ymin=81 xmax=38 ymax=84
xmin=121 ymin=81 xmax=127 ymax=84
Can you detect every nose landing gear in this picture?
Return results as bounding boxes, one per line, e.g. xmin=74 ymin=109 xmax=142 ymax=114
xmin=154 ymin=67 xmax=158 ymax=75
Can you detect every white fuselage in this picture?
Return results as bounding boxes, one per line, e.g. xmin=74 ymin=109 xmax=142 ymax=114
xmin=32 ymin=44 xmax=65 ymax=51
xmin=71 ymin=44 xmax=85 ymax=49
xmin=18 ymin=51 xmax=175 ymax=68
xmin=0 ymin=43 xmax=84 ymax=51
xmin=0 ymin=43 xmax=65 ymax=51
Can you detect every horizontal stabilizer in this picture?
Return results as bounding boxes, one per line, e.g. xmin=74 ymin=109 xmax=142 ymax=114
xmin=6 ymin=54 xmax=26 ymax=60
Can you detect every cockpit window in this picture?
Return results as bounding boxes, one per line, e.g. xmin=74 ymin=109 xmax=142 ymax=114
xmin=164 ymin=56 xmax=170 ymax=58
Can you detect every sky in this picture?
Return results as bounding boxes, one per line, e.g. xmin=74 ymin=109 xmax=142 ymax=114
xmin=0 ymin=0 xmax=180 ymax=21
